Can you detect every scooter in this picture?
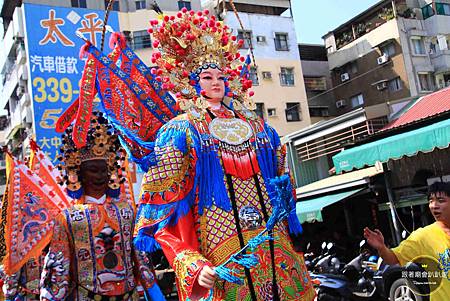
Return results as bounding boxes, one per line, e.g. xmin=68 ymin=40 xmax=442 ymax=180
xmin=311 ymin=240 xmax=379 ymax=301
xmin=308 ymin=241 xmax=340 ymax=273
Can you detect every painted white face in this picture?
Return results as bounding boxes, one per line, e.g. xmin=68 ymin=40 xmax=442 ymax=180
xmin=198 ymin=68 xmax=225 ymax=103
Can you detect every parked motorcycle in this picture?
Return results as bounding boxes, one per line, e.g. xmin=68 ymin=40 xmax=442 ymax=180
xmin=307 ymin=241 xmax=340 ymax=273
xmin=311 ymin=240 xmax=380 ymax=301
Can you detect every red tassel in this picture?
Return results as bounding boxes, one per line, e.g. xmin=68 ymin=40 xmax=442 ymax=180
xmin=249 ymin=149 xmax=260 ymax=174
xmin=221 ymin=148 xmax=230 ymax=171
xmin=241 ymin=151 xmax=252 ymax=179
xmin=224 ymin=149 xmax=237 ymax=176
xmin=109 ymin=32 xmax=126 ymax=50
xmin=233 ymin=150 xmax=243 ymax=179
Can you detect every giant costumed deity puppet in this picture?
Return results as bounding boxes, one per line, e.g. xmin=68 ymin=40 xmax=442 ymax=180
xmin=55 ymin=7 xmax=316 ymax=301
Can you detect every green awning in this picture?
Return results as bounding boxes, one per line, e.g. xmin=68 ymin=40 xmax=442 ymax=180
xmin=333 ymin=119 xmax=450 ymax=174
xmin=378 ymin=195 xmax=428 ymax=211
xmin=296 ymin=188 xmax=363 ymax=223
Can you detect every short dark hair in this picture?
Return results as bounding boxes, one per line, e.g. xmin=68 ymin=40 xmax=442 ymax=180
xmin=428 ymin=182 xmax=450 ymax=198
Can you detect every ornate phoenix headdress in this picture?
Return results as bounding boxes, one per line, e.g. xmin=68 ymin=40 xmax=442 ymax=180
xmin=58 ymin=112 xmax=126 ymax=199
xmin=149 ymin=8 xmax=255 ymax=110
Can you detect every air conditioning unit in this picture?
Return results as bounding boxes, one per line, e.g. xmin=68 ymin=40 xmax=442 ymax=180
xmin=256 ymin=35 xmax=266 ymax=43
xmin=340 ymin=73 xmax=350 ymax=82
xmin=377 ymin=54 xmax=389 ymax=65
xmin=336 ymin=99 xmax=346 ymax=108
xmin=262 ymin=71 xmax=272 ymax=79
xmin=267 ymin=108 xmax=277 ymax=117
xmin=376 ymin=81 xmax=388 ymax=90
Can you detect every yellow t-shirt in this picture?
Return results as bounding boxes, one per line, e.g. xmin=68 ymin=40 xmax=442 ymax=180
xmin=392 ymin=222 xmax=450 ymax=301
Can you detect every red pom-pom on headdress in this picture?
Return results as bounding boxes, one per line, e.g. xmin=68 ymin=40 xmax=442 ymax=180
xmin=79 ymin=42 xmax=91 ymax=59
xmin=109 ymin=32 xmax=126 ymax=50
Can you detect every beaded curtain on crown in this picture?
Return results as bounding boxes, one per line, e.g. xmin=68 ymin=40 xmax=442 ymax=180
xmin=148 ymin=8 xmax=256 ymax=110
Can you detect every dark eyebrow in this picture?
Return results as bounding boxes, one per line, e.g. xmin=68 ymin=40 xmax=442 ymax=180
xmin=430 ymin=196 xmax=446 ymax=201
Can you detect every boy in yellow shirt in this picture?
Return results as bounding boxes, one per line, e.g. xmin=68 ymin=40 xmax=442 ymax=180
xmin=364 ymin=182 xmax=450 ymax=301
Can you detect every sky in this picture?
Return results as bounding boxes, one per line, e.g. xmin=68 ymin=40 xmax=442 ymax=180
xmin=291 ymin=0 xmax=381 ymax=44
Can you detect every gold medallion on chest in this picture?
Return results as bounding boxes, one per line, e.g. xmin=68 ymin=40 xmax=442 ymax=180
xmin=209 ymin=118 xmax=253 ymax=145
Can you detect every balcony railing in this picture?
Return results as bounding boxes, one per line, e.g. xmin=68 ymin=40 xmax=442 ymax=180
xmin=334 ymin=5 xmax=398 ymax=50
xmin=296 ymin=118 xmax=388 ymax=162
xmin=1 ymin=62 xmax=19 ymax=102
xmin=422 ymin=2 xmax=450 ymax=20
xmin=435 ymin=80 xmax=450 ymax=91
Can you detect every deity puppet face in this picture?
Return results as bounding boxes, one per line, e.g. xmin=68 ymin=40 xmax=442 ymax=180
xmin=198 ymin=67 xmax=226 ymax=104
xmin=80 ymin=159 xmax=109 ymax=198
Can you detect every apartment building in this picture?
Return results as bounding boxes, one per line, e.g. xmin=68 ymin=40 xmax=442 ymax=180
xmin=323 ymin=0 xmax=450 ymax=117
xmin=203 ymin=0 xmax=311 ymax=135
xmin=298 ymin=43 xmax=335 ymax=123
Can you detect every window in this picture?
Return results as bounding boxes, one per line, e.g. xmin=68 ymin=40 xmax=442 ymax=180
xmin=346 ymin=61 xmax=358 ymax=74
xmin=436 ymin=3 xmax=450 ymax=16
xmin=237 ymin=30 xmax=252 ymax=49
xmin=178 ymin=1 xmax=191 ymax=10
xmin=350 ymin=93 xmax=364 ymax=108
xmin=285 ymin=103 xmax=301 ymax=122
xmin=135 ymin=0 xmax=146 ymax=10
xmin=437 ymin=35 xmax=449 ymax=51
xmin=422 ymin=3 xmax=435 ymax=19
xmin=262 ymin=71 xmax=272 ymax=79
xmin=412 ymin=37 xmax=426 ymax=55
xmin=105 ymin=0 xmax=120 ymax=11
xmin=280 ymin=67 xmax=294 ymax=86
xmin=255 ymin=102 xmax=265 ymax=119
xmin=274 ymin=33 xmax=289 ymax=51
xmin=71 ymin=0 xmax=87 ymax=8
xmin=249 ymin=67 xmax=259 ymax=85
xmin=304 ymin=77 xmax=326 ymax=91
xmin=380 ymin=42 xmax=396 ymax=57
xmin=430 ymin=42 xmax=437 ymax=54
xmin=132 ymin=30 xmax=151 ymax=50
xmin=418 ymin=73 xmax=434 ymax=91
xmin=309 ymin=107 xmax=329 ymax=117
xmin=388 ymin=77 xmax=402 ymax=92
xmin=267 ymin=108 xmax=277 ymax=117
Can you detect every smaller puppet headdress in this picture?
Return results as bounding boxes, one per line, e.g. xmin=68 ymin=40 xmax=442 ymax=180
xmin=58 ymin=111 xmax=126 ymax=199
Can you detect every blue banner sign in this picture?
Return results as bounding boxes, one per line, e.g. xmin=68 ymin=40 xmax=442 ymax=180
xmin=23 ymin=3 xmax=119 ymax=160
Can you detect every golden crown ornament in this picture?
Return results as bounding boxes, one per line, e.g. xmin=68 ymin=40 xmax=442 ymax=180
xmin=148 ymin=8 xmax=256 ymax=110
